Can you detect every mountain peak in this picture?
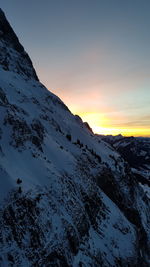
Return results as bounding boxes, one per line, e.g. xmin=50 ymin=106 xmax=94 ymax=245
xmin=0 ymin=8 xmax=38 ymax=81
xmin=0 ymin=8 xmax=150 ymax=267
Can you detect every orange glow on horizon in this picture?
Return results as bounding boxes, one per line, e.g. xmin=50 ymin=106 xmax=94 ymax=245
xmin=91 ymin=125 xmax=150 ymax=137
xmin=48 ymin=88 xmax=150 ymax=138
xmin=76 ymin=112 xmax=150 ymax=137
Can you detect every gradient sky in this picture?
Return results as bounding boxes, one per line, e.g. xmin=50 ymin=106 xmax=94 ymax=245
xmin=1 ymin=0 xmax=150 ymax=136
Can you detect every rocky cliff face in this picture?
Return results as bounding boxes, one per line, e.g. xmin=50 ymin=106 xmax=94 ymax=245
xmin=0 ymin=8 xmax=38 ymax=80
xmin=0 ymin=9 xmax=150 ymax=266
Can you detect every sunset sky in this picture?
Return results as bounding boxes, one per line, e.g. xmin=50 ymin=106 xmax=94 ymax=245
xmin=1 ymin=0 xmax=150 ymax=136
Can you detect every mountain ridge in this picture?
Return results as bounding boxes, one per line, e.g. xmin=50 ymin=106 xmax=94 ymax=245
xmin=0 ymin=8 xmax=38 ymax=81
xmin=0 ymin=9 xmax=149 ymax=266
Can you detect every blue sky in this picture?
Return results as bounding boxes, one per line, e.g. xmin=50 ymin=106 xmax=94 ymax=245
xmin=1 ymin=0 xmax=150 ymax=136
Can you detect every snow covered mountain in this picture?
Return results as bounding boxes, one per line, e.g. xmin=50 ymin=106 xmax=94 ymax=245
xmin=98 ymin=135 xmax=150 ymax=200
xmin=0 ymin=9 xmax=150 ymax=266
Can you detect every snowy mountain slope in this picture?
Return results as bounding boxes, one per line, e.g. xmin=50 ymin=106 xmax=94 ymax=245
xmin=98 ymin=134 xmax=150 ymax=201
xmin=0 ymin=9 xmax=150 ymax=266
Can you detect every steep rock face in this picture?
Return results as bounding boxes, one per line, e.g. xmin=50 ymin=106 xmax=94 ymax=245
xmin=0 ymin=8 xmax=38 ymax=80
xmin=0 ymin=10 xmax=150 ymax=266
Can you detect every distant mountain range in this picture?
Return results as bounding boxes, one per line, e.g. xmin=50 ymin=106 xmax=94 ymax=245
xmin=0 ymin=9 xmax=149 ymax=266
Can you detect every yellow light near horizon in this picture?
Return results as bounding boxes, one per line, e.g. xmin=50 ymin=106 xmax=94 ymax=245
xmin=92 ymin=126 xmax=150 ymax=137
xmin=79 ymin=112 xmax=110 ymax=127
xmin=78 ymin=112 xmax=150 ymax=137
